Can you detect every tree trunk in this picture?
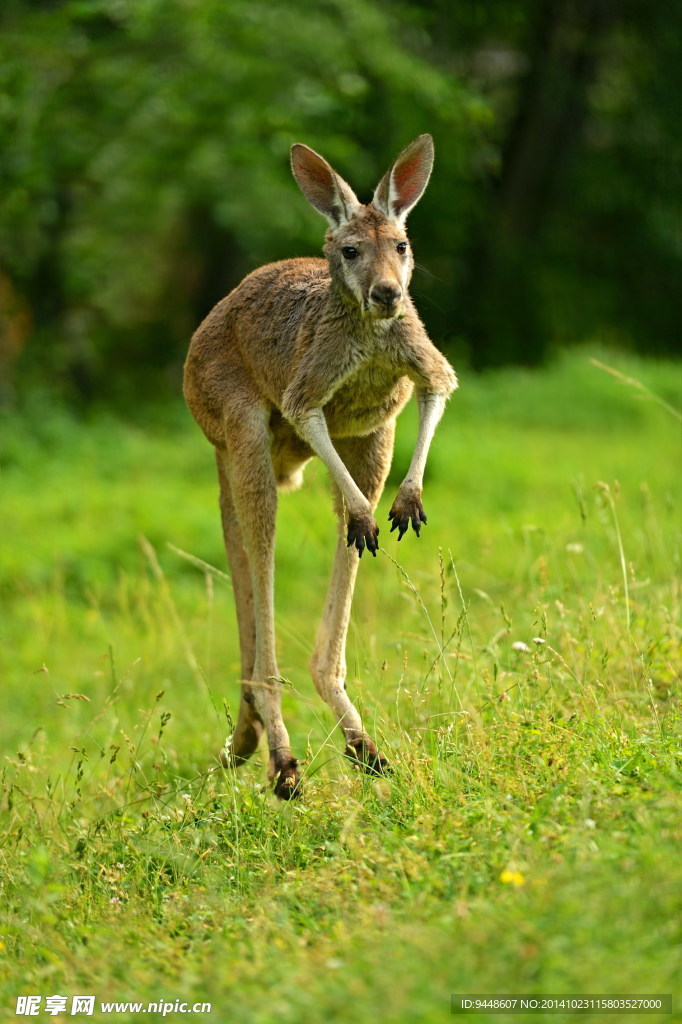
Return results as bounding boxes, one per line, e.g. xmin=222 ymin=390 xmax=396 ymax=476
xmin=465 ymin=0 xmax=619 ymax=369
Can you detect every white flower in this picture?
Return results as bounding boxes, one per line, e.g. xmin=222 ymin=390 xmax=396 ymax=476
xmin=512 ymin=641 xmax=529 ymax=653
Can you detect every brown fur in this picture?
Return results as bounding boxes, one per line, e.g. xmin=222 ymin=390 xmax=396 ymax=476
xmin=184 ymin=135 xmax=457 ymax=796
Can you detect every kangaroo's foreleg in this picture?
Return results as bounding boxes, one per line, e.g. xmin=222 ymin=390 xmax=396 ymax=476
xmin=292 ymin=408 xmax=381 ymax=557
xmin=310 ymin=423 xmax=395 ymax=775
xmin=388 ymin=389 xmax=447 ymax=539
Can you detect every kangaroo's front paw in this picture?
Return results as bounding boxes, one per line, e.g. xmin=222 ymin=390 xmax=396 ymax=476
xmin=388 ymin=488 xmax=427 ymax=540
xmin=346 ymin=511 xmax=380 ymax=558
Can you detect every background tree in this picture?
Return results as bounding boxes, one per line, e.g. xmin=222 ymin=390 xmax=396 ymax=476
xmin=0 ymin=0 xmax=679 ymax=404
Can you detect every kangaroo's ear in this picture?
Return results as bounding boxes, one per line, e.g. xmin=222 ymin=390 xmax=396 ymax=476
xmin=372 ymin=134 xmax=434 ymax=226
xmin=291 ymin=144 xmax=360 ymax=228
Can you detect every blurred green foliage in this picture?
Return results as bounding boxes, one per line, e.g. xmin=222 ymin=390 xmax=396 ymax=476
xmin=0 ymin=0 xmax=680 ymax=403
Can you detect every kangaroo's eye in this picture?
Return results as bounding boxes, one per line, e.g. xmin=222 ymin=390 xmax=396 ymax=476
xmin=396 ymin=241 xmax=408 ymax=255
xmin=342 ymin=246 xmax=358 ymax=260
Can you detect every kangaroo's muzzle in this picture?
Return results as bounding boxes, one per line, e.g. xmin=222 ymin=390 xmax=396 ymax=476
xmin=369 ymin=281 xmax=403 ymax=318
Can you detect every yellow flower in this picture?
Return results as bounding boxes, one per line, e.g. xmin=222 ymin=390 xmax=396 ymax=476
xmin=500 ymin=868 xmax=525 ymax=887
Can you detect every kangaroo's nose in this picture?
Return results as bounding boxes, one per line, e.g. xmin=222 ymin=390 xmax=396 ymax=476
xmin=370 ymin=282 xmax=402 ymax=309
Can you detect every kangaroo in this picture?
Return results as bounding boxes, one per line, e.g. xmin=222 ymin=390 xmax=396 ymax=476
xmin=183 ymin=134 xmax=457 ymax=798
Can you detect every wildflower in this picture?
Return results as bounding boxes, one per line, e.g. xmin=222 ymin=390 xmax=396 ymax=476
xmin=500 ymin=868 xmax=525 ymax=887
xmin=512 ymin=641 xmax=529 ymax=653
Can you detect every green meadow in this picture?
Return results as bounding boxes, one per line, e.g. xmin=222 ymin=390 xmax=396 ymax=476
xmin=1 ymin=350 xmax=680 ymax=1022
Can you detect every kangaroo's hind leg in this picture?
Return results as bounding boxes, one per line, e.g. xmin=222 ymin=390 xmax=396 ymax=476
xmin=216 ymin=450 xmax=263 ymax=766
xmin=217 ymin=406 xmax=300 ymax=799
xmin=309 ymin=421 xmax=396 ymax=775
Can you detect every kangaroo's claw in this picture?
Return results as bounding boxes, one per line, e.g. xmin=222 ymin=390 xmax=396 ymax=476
xmin=347 ymin=514 xmax=379 ymax=558
xmin=388 ymin=493 xmax=426 ymax=540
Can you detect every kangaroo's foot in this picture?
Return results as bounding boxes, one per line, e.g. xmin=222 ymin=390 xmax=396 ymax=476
xmin=219 ymin=727 xmax=260 ymax=768
xmin=219 ymin=696 xmax=264 ymax=767
xmin=269 ymin=752 xmax=302 ymax=800
xmin=344 ymin=736 xmax=391 ymax=776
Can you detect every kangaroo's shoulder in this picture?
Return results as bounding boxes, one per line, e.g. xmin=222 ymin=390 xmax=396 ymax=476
xmin=235 ymin=258 xmax=330 ymax=297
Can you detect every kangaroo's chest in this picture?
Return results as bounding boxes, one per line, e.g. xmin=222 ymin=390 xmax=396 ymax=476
xmin=323 ymin=359 xmax=413 ymax=438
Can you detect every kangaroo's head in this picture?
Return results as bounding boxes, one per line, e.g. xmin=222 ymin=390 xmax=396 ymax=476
xmin=291 ymin=135 xmax=434 ymax=321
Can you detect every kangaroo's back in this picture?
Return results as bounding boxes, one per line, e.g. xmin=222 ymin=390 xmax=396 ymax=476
xmin=184 ymin=256 xmax=330 ymax=446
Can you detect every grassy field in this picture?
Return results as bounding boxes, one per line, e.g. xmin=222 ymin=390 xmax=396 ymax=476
xmin=1 ymin=349 xmax=680 ymax=1022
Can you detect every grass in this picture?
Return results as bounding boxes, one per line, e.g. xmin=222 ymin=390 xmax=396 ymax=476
xmin=0 ymin=348 xmax=680 ymax=1022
